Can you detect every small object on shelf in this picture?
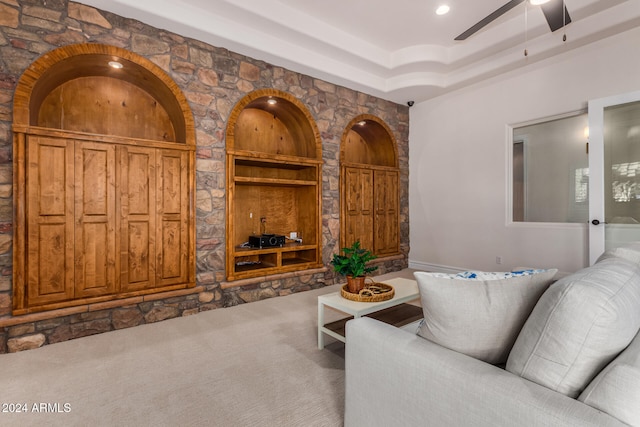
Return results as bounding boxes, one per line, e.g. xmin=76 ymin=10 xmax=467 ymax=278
xmin=340 ymin=280 xmax=394 ymax=302
xmin=248 ymin=234 xmax=286 ymax=248
xmin=236 ymin=260 xmax=262 ymax=267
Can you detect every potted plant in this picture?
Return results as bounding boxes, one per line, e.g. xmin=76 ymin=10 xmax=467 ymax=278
xmin=330 ymin=240 xmax=378 ymax=293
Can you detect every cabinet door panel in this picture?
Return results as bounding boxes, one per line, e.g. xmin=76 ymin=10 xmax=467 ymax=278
xmin=156 ymin=150 xmax=189 ymax=285
xmin=26 ymin=137 xmax=75 ymax=305
xmin=75 ymin=142 xmax=117 ymax=297
xmin=127 ymin=221 xmax=151 ymax=284
xmin=120 ymin=146 xmax=157 ymax=292
xmin=374 ymin=170 xmax=399 ymax=255
xmin=344 ymin=167 xmax=373 ymax=250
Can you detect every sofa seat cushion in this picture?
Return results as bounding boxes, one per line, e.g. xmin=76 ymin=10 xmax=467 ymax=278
xmin=578 ymin=330 xmax=640 ymax=426
xmin=414 ymin=269 xmax=557 ymax=365
xmin=506 ymin=257 xmax=640 ymax=398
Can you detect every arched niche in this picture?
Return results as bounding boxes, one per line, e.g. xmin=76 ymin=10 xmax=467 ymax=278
xmin=340 ymin=114 xmax=400 ymax=256
xmin=341 ymin=114 xmax=398 ymax=167
xmin=12 ymin=44 xmax=196 ymax=314
xmin=226 ymin=88 xmax=321 ymax=160
xmin=13 ymin=43 xmax=194 ymax=145
xmin=225 ymin=89 xmax=323 ymax=281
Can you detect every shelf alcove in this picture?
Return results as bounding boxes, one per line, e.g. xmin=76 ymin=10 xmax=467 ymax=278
xmin=340 ymin=114 xmax=400 ymax=256
xmin=225 ymin=89 xmax=323 ymax=281
xmin=12 ymin=44 xmax=196 ymax=314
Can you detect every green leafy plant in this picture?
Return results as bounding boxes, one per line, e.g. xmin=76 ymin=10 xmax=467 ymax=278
xmin=330 ymin=240 xmax=378 ymax=278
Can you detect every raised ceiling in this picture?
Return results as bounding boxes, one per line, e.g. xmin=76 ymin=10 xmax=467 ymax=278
xmin=79 ymin=0 xmax=640 ymax=104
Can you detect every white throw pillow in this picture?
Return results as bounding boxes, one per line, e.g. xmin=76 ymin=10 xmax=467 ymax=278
xmin=506 ymin=257 xmax=640 ymax=398
xmin=414 ymin=269 xmax=557 ymax=365
xmin=579 ymin=330 xmax=640 ymax=426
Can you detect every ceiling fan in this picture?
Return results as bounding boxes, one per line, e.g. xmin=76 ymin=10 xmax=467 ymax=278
xmin=455 ymin=0 xmax=571 ymax=41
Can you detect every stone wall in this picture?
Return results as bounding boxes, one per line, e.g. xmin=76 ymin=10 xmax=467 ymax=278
xmin=0 ymin=0 xmax=409 ymax=353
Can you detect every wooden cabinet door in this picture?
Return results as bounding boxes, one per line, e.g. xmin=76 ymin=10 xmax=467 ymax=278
xmin=344 ymin=167 xmax=373 ymax=250
xmin=119 ymin=146 xmax=157 ymax=292
xmin=18 ymin=131 xmax=194 ymax=311
xmin=374 ymin=170 xmax=399 ymax=255
xmin=156 ymin=149 xmax=189 ymax=286
xmin=26 ymin=136 xmax=75 ymax=306
xmin=74 ymin=141 xmax=117 ymax=297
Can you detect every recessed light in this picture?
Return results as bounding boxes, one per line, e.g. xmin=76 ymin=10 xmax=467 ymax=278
xmin=267 ymin=98 xmax=277 ymax=105
xmin=529 ymin=0 xmax=550 ymax=5
xmin=436 ymin=5 xmax=450 ymax=15
xmin=108 ymin=61 xmax=123 ymax=69
xmin=357 ymin=121 xmax=366 ymax=126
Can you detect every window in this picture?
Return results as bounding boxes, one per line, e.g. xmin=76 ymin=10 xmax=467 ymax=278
xmin=511 ymin=111 xmax=589 ymax=223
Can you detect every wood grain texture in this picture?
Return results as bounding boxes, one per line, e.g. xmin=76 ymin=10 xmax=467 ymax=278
xmin=26 ymin=137 xmax=75 ymax=307
xmin=340 ymin=115 xmax=400 ymax=256
xmin=74 ymin=141 xmax=117 ymax=298
xmin=225 ymin=89 xmax=322 ymax=281
xmin=12 ymin=44 xmax=196 ymax=314
xmin=38 ymin=76 xmax=176 ymax=142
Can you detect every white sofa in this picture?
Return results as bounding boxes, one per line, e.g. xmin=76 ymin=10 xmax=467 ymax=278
xmin=345 ymin=245 xmax=640 ymax=427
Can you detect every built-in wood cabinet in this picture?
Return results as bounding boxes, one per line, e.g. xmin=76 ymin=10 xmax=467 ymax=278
xmin=226 ymin=90 xmax=323 ymax=281
xmin=341 ymin=115 xmax=400 ymax=256
xmin=22 ymin=132 xmax=192 ymax=309
xmin=12 ymin=44 xmax=196 ymax=314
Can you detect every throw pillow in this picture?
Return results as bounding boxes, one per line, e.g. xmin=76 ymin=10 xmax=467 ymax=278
xmin=414 ymin=269 xmax=557 ymax=365
xmin=506 ymin=257 xmax=640 ymax=398
xmin=578 ymin=330 xmax=640 ymax=426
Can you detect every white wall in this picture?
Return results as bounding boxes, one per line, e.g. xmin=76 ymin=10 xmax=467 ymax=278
xmin=409 ymin=27 xmax=640 ymax=274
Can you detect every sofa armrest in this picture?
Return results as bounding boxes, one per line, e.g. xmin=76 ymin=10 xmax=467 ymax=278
xmin=345 ymin=318 xmax=625 ymax=427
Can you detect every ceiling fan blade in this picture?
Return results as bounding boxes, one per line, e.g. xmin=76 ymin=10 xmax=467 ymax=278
xmin=540 ymin=0 xmax=571 ymax=32
xmin=455 ymin=0 xmax=526 ymax=41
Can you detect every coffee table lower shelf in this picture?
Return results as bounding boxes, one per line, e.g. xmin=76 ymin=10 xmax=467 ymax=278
xmin=322 ymin=303 xmax=423 ymax=343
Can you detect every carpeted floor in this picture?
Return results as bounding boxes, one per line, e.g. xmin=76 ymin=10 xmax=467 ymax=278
xmin=0 ymin=269 xmax=417 ymax=427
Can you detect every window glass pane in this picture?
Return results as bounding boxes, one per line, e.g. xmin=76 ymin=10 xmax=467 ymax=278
xmin=512 ymin=112 xmax=589 ymax=223
xmin=604 ymin=101 xmax=640 ymax=224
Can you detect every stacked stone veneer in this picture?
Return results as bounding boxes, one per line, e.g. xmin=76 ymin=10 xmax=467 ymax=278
xmin=0 ymin=0 xmax=409 ymax=353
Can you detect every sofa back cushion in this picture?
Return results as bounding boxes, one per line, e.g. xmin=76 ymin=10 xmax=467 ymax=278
xmin=414 ymin=269 xmax=557 ymax=365
xmin=578 ymin=330 xmax=640 ymax=426
xmin=506 ymin=257 xmax=640 ymax=398
xmin=596 ymin=241 xmax=640 ymax=264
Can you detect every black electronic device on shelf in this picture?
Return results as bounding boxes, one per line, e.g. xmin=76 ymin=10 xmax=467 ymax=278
xmin=248 ymin=233 xmax=286 ymax=248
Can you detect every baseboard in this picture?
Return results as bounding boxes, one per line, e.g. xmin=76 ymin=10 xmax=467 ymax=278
xmin=408 ymin=260 xmax=468 ymax=274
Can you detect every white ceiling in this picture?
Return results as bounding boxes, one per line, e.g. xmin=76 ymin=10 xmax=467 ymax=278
xmin=79 ymin=0 xmax=640 ymax=104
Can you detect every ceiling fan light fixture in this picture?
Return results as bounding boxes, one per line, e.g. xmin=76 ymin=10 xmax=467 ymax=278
xmin=435 ymin=5 xmax=450 ymax=16
xmin=530 ymin=0 xmax=551 ymax=5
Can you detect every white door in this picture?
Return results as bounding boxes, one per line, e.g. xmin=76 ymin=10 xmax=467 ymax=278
xmin=588 ymin=90 xmax=640 ymax=265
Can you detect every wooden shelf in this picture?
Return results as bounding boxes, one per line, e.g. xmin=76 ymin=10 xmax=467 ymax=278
xmin=226 ymin=90 xmax=323 ymax=281
xmin=234 ymin=176 xmax=317 ymax=187
xmin=235 ymin=243 xmax=317 ymax=254
xmin=323 ymin=303 xmax=423 ymax=338
xmin=230 ymin=244 xmax=319 ymax=280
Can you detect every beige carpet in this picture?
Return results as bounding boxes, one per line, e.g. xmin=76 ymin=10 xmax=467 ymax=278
xmin=0 ymin=269 xmax=417 ymax=427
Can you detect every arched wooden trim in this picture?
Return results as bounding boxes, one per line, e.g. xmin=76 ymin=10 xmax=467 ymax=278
xmin=12 ymin=43 xmax=195 ymax=146
xmin=340 ymin=114 xmax=398 ymax=168
xmin=226 ymin=88 xmax=322 ymax=160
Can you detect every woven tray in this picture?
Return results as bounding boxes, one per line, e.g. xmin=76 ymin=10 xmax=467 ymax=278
xmin=340 ymin=281 xmax=395 ymax=302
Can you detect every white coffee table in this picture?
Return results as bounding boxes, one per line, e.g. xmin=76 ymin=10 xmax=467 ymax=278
xmin=317 ymin=277 xmax=421 ymax=349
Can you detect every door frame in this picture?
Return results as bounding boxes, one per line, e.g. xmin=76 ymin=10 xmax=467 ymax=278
xmin=588 ymin=89 xmax=640 ymax=265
